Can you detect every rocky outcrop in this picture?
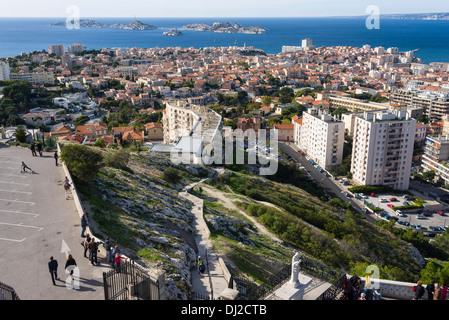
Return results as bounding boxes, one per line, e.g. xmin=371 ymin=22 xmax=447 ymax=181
xmin=51 ymin=19 xmax=158 ymax=30
xmin=163 ymin=28 xmax=183 ymax=36
xmin=181 ymin=22 xmax=267 ymax=34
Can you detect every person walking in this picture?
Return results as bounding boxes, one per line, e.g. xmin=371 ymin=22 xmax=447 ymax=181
xmin=21 ymin=161 xmax=32 ymax=173
xmin=30 ymin=143 xmax=37 ymax=157
xmin=82 ymin=234 xmax=91 ymax=259
xmin=413 ymin=280 xmax=425 ymax=300
xmin=48 ymin=256 xmax=58 ymax=286
xmin=197 ymin=256 xmax=203 ymax=275
xmin=426 ymin=280 xmax=435 ymax=300
xmin=63 ymin=177 xmax=71 ymax=200
xmin=104 ymin=237 xmax=112 ymax=265
xmin=80 ymin=214 xmax=88 ymax=238
xmin=88 ymin=237 xmax=99 ymax=265
xmin=65 ymin=254 xmax=77 ymax=282
xmin=36 ymin=142 xmax=43 ymax=156
xmin=54 ymin=151 xmax=58 ymax=166
xmin=434 ymin=283 xmax=442 ymax=300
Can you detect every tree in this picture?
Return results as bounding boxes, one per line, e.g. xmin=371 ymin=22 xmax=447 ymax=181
xmin=73 ymin=115 xmax=90 ymax=126
xmin=15 ymin=129 xmax=27 ymax=143
xmin=60 ymin=144 xmax=103 ymax=184
xmin=279 ymin=87 xmax=294 ymax=104
xmin=103 ymin=149 xmax=130 ymax=169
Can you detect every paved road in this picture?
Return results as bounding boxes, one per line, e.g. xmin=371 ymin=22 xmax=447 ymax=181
xmin=278 ymin=143 xmax=376 ymax=223
xmin=0 ymin=144 xmax=108 ymax=300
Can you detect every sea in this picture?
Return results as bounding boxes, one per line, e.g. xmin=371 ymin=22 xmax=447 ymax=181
xmin=1 ymin=17 xmax=449 ymax=64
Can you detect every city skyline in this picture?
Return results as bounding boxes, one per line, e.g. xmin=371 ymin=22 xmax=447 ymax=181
xmin=0 ymin=0 xmax=448 ymax=18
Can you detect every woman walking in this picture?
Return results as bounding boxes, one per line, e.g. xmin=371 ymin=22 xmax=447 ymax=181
xmin=65 ymin=254 xmax=77 ymax=283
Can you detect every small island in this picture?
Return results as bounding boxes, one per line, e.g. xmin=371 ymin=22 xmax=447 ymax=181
xmin=51 ymin=19 xmax=158 ymax=30
xmin=163 ymin=28 xmax=183 ymax=36
xmin=181 ymin=22 xmax=267 ymax=34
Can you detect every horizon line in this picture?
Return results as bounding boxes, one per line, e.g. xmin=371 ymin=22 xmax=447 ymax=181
xmin=0 ymin=11 xmax=449 ymax=19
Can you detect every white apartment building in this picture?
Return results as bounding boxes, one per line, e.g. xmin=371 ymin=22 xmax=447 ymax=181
xmin=10 ymin=72 xmax=55 ymax=85
xmin=0 ymin=61 xmax=10 ymax=81
xmin=350 ymin=110 xmax=416 ymax=191
xmin=299 ymin=107 xmax=345 ymax=169
xmin=48 ymin=45 xmax=65 ymax=57
xmin=67 ymin=43 xmax=86 ymax=54
xmin=160 ymin=100 xmax=222 ymax=165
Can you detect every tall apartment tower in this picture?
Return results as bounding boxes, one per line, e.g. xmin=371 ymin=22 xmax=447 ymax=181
xmin=0 ymin=61 xmax=10 ymax=80
xmin=67 ymin=43 xmax=86 ymax=54
xmin=48 ymin=45 xmax=65 ymax=56
xmin=302 ymin=38 xmax=313 ymax=49
xmin=299 ymin=106 xmax=345 ymax=169
xmin=350 ymin=110 xmax=416 ymax=191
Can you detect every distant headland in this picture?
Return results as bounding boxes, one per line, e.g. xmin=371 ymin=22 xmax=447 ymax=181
xmin=51 ymin=19 xmax=158 ymax=30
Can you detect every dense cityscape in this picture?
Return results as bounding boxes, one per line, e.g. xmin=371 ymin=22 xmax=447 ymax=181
xmin=2 ymin=25 xmax=449 ymax=305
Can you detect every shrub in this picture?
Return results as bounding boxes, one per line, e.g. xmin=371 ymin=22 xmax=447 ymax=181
xmin=104 ymin=149 xmax=130 ymax=169
xmin=60 ymin=144 xmax=103 ymax=184
xmin=15 ymin=129 xmax=27 ymax=143
xmin=163 ymin=167 xmax=182 ymax=185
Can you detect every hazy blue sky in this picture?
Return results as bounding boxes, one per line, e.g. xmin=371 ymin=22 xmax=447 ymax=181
xmin=1 ymin=0 xmax=448 ymax=18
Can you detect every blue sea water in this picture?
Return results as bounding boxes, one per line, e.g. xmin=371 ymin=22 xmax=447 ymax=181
xmin=1 ymin=17 xmax=449 ymax=64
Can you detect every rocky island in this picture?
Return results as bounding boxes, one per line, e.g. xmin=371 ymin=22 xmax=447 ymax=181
xmin=163 ymin=28 xmax=183 ymax=36
xmin=181 ymin=22 xmax=267 ymax=34
xmin=51 ymin=19 xmax=158 ymax=30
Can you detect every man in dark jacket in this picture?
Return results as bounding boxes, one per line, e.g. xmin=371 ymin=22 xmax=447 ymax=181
xmin=88 ymin=237 xmax=99 ymax=265
xmin=48 ymin=256 xmax=58 ymax=285
xmin=80 ymin=214 xmax=88 ymax=238
xmin=426 ymin=280 xmax=435 ymax=300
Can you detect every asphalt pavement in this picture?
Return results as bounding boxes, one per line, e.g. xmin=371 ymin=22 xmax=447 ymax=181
xmin=0 ymin=144 xmax=109 ymax=300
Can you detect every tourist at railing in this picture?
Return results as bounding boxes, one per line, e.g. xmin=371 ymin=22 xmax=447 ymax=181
xmin=434 ymin=283 xmax=442 ymax=300
xmin=426 ymin=279 xmax=435 ymax=300
xmin=413 ymin=280 xmax=425 ymax=300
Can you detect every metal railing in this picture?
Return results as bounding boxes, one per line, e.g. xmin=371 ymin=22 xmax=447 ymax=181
xmin=233 ymin=255 xmax=346 ymax=300
xmin=0 ymin=281 xmax=20 ymax=300
xmin=103 ymin=260 xmax=159 ymax=300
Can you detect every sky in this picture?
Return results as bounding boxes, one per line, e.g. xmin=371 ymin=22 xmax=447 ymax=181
xmin=0 ymin=0 xmax=448 ymax=18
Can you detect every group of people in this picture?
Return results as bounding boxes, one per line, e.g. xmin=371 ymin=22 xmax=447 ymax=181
xmin=413 ymin=280 xmax=449 ymax=300
xmin=47 ymin=254 xmax=78 ymax=286
xmin=30 ymin=142 xmax=43 ymax=157
xmin=346 ymin=275 xmax=382 ymax=300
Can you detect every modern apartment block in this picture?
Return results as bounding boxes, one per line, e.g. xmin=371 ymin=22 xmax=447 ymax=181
xmin=350 ymin=110 xmax=416 ymax=190
xmin=327 ymin=95 xmax=388 ymax=113
xmin=299 ymin=106 xmax=345 ymax=169
xmin=67 ymin=43 xmax=86 ymax=54
xmin=422 ymin=136 xmax=449 ymax=185
xmin=10 ymin=71 xmax=55 ymax=85
xmin=160 ymin=100 xmax=222 ymax=164
xmin=48 ymin=44 xmax=65 ymax=57
xmin=0 ymin=61 xmax=10 ymax=80
xmin=391 ymin=89 xmax=449 ymax=122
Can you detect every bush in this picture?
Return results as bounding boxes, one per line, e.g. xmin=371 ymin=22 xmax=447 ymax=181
xmin=163 ymin=167 xmax=182 ymax=185
xmin=15 ymin=129 xmax=27 ymax=143
xmin=104 ymin=149 xmax=130 ymax=169
xmin=60 ymin=144 xmax=103 ymax=184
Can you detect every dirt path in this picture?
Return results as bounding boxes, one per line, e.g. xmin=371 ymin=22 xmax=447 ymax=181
xmin=199 ymin=184 xmax=283 ymax=244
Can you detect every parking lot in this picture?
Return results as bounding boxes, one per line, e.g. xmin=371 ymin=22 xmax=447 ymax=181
xmin=354 ymin=192 xmax=449 ymax=236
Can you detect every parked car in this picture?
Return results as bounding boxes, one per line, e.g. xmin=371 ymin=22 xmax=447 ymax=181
xmin=387 ymin=204 xmax=394 ymax=208
xmin=389 ymin=197 xmax=397 ymax=202
xmin=436 ymin=211 xmax=444 ymax=216
xmin=416 ymin=224 xmax=422 ymax=230
xmin=417 ymin=214 xmax=425 ymax=219
xmin=395 ymin=210 xmax=405 ymax=217
xmin=411 ymin=224 xmax=416 ymax=229
xmin=380 ymin=198 xmax=388 ymax=203
xmin=403 ymin=201 xmax=410 ymax=206
xmin=426 ymin=233 xmax=437 ymax=238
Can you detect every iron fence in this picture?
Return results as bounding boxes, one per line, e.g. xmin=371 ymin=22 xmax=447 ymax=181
xmin=0 ymin=281 xmax=20 ymax=300
xmin=233 ymin=255 xmax=346 ymax=300
xmin=103 ymin=260 xmax=159 ymax=300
